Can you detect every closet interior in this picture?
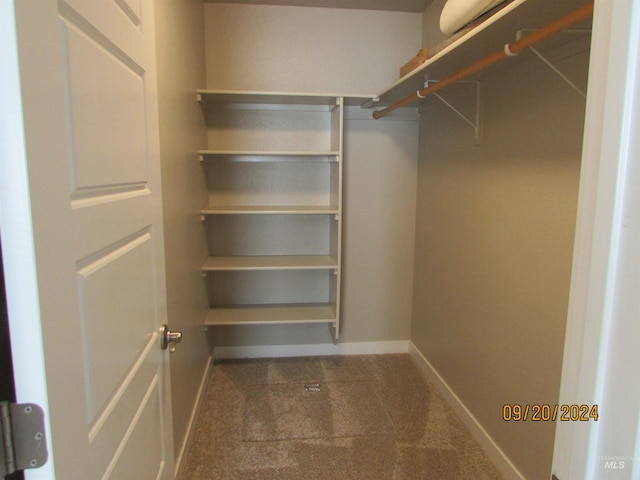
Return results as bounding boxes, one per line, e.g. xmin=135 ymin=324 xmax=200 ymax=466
xmin=154 ymin=0 xmax=593 ymax=479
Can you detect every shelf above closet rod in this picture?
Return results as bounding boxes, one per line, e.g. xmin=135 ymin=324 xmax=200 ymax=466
xmin=372 ymin=0 xmax=594 ymax=120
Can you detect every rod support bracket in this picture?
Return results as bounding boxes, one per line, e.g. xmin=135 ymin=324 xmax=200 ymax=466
xmin=504 ymin=43 xmax=518 ymax=56
xmin=423 ymin=80 xmax=482 ymax=144
xmin=514 ymin=28 xmax=587 ymax=98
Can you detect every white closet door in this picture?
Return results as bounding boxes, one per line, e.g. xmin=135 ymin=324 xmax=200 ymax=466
xmin=1 ymin=0 xmax=175 ymax=479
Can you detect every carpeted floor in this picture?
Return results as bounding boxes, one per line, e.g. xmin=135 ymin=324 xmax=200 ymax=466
xmin=178 ymin=354 xmax=504 ymax=480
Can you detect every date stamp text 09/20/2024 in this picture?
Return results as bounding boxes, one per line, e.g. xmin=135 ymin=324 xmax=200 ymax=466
xmin=502 ymin=404 xmax=599 ymax=422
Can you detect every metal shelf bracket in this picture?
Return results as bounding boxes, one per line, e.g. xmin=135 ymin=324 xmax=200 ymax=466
xmin=517 ymin=28 xmax=588 ymax=98
xmin=423 ymin=79 xmax=482 ymax=144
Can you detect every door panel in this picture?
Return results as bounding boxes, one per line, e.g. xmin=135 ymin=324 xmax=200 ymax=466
xmin=108 ymin=377 xmax=164 ymax=480
xmin=60 ymin=0 xmax=145 ymax=67
xmin=2 ymin=0 xmax=174 ymax=478
xmin=63 ymin=20 xmax=148 ymax=191
xmin=87 ymin=339 xmax=158 ymax=479
xmin=76 ymin=230 xmax=155 ymax=423
xmin=114 ymin=0 xmax=142 ymax=27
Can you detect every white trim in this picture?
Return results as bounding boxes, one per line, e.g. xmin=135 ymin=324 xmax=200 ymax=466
xmin=174 ymin=355 xmax=212 ymax=477
xmin=0 ymin=3 xmax=56 ymax=479
xmin=213 ymin=340 xmax=410 ymax=360
xmin=408 ymin=342 xmax=526 ymax=480
xmin=552 ymin=1 xmax=640 ymax=479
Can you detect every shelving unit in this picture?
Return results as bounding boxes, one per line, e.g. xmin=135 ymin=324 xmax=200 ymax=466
xmin=197 ymin=90 xmax=344 ymax=338
xmin=202 ymin=255 xmax=338 ymax=271
xmin=199 ymin=150 xmax=340 ymax=160
xmin=201 ymin=206 xmax=339 ymax=215
xmin=373 ymin=0 xmax=592 ymax=109
xmin=205 ymin=304 xmax=337 ymax=326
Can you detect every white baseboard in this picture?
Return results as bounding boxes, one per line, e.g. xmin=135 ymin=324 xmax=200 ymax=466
xmin=408 ymin=342 xmax=527 ymax=480
xmin=213 ymin=340 xmax=410 ymax=360
xmin=174 ymin=354 xmax=212 ymax=478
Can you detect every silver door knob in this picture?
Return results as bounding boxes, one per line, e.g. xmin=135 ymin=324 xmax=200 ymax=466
xmin=160 ymin=324 xmax=182 ymax=353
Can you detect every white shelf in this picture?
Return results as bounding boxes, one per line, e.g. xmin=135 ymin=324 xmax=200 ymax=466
xmin=200 ymin=150 xmax=339 ymax=156
xmin=199 ymin=150 xmax=339 ymax=162
xmin=375 ymin=0 xmax=592 ymax=108
xmin=201 ymin=205 xmax=339 ymax=215
xmin=198 ymin=90 xmax=339 ymax=107
xmin=197 ymin=89 xmax=374 ymax=107
xmin=203 ymin=255 xmax=338 ymax=271
xmin=205 ymin=304 xmax=337 ymax=325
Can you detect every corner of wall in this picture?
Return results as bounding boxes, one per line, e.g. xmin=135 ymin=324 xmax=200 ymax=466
xmin=409 ymin=342 xmax=527 ymax=480
xmin=153 ymin=0 xmax=212 ymax=466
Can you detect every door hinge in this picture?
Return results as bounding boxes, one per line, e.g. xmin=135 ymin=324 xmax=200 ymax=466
xmin=0 ymin=401 xmax=48 ymax=477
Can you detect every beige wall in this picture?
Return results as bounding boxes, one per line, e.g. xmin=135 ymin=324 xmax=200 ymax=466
xmin=411 ymin=36 xmax=590 ymax=480
xmin=204 ymin=3 xmax=422 ymax=94
xmin=204 ymin=4 xmax=421 ymax=347
xmin=421 ymin=0 xmax=447 ymax=47
xmin=154 ymin=0 xmax=211 ymax=466
xmin=341 ymin=112 xmax=418 ymax=343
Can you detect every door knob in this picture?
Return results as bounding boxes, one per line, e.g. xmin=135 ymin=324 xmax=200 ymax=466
xmin=160 ymin=325 xmax=182 ymax=353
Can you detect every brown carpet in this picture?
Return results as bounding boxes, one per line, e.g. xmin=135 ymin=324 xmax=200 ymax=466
xmin=178 ymin=354 xmax=504 ymax=480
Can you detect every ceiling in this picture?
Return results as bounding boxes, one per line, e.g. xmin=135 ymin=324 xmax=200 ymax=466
xmin=206 ymin=0 xmax=434 ymax=13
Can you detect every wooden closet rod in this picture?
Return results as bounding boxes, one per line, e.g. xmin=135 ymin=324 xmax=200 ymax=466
xmin=372 ymin=1 xmax=594 ymax=119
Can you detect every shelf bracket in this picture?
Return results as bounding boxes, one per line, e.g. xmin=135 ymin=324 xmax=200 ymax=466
xmin=516 ymin=28 xmax=587 ymax=98
xmin=529 ymin=46 xmax=586 ymax=98
xmin=424 ymin=79 xmax=481 ymax=144
xmin=360 ymin=97 xmax=380 ymax=109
